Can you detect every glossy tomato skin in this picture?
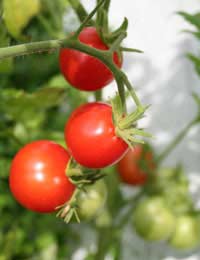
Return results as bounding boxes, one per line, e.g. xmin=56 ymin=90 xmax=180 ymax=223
xmin=117 ymin=145 xmax=155 ymax=185
xmin=65 ymin=102 xmax=128 ymax=168
xmin=59 ymin=27 xmax=122 ymax=91
xmin=9 ymin=140 xmax=75 ymax=213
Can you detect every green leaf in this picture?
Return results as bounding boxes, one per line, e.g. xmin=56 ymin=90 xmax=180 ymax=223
xmin=178 ymin=11 xmax=200 ymax=30
xmin=187 ymin=53 xmax=200 ymax=76
xmin=0 ymin=87 xmax=66 ymax=124
xmin=3 ymin=0 xmax=41 ymax=38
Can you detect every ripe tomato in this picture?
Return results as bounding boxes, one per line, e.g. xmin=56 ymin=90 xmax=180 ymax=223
xmin=59 ymin=27 xmax=122 ymax=91
xmin=117 ymin=145 xmax=155 ymax=185
xmin=9 ymin=140 xmax=75 ymax=213
xmin=132 ymin=196 xmax=175 ymax=241
xmin=65 ymin=102 xmax=128 ymax=168
xmin=169 ymin=215 xmax=200 ymax=250
xmin=77 ymin=180 xmax=107 ymax=220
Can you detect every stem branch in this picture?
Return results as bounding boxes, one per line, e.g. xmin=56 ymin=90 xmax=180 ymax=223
xmin=156 ymin=117 xmax=199 ymax=164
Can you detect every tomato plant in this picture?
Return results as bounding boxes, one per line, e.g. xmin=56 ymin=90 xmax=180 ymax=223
xmin=169 ymin=215 xmax=200 ymax=250
xmin=59 ymin=27 xmax=122 ymax=91
xmin=9 ymin=140 xmax=75 ymax=213
xmin=132 ymin=196 xmax=175 ymax=241
xmin=77 ymin=180 xmax=107 ymax=220
xmin=117 ymin=144 xmax=155 ymax=185
xmin=65 ymin=102 xmax=128 ymax=168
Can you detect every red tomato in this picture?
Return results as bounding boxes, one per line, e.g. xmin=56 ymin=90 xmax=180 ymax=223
xmin=59 ymin=27 xmax=122 ymax=91
xmin=65 ymin=102 xmax=128 ymax=168
xmin=9 ymin=140 xmax=75 ymax=213
xmin=117 ymin=145 xmax=155 ymax=185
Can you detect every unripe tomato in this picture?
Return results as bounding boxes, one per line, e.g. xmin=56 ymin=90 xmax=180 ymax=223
xmin=59 ymin=27 xmax=122 ymax=91
xmin=169 ymin=215 xmax=200 ymax=250
xmin=117 ymin=144 xmax=155 ymax=185
xmin=65 ymin=102 xmax=128 ymax=168
xmin=132 ymin=196 xmax=175 ymax=241
xmin=77 ymin=180 xmax=107 ymax=220
xmin=150 ymin=167 xmax=192 ymax=215
xmin=9 ymin=140 xmax=75 ymax=213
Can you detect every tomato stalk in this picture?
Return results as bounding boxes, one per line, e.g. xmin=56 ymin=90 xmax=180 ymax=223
xmin=73 ymin=0 xmax=106 ymax=38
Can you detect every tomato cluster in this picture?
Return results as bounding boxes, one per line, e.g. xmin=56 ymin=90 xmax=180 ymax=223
xmin=9 ymin=27 xmax=127 ymax=217
xmin=132 ymin=167 xmax=200 ymax=250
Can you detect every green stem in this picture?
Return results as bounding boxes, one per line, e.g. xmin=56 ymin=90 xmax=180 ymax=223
xmin=74 ymin=0 xmax=106 ymax=37
xmin=156 ymin=117 xmax=199 ymax=164
xmin=122 ymin=73 xmax=142 ymax=107
xmin=115 ymin=75 xmax=126 ymax=112
xmin=68 ymin=0 xmax=90 ymax=23
xmin=0 ymin=40 xmax=61 ymax=60
xmin=104 ymin=0 xmax=111 ymax=13
xmin=45 ymin=0 xmax=61 ymax=30
xmin=115 ymin=190 xmax=144 ymax=229
xmin=0 ymin=38 xmax=141 ymax=111
xmin=95 ymin=90 xmax=103 ymax=101
xmin=95 ymin=228 xmax=113 ymax=260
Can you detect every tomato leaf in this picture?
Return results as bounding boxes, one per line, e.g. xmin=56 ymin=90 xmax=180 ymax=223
xmin=187 ymin=53 xmax=200 ymax=76
xmin=178 ymin=11 xmax=200 ymax=30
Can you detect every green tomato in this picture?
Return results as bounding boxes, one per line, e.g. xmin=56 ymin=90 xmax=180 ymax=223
xmin=169 ymin=215 xmax=200 ymax=250
xmin=132 ymin=196 xmax=175 ymax=241
xmin=77 ymin=180 xmax=107 ymax=220
xmin=95 ymin=208 xmax=112 ymax=228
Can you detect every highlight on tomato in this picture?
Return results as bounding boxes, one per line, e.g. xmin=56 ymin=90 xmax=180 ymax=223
xmin=169 ymin=215 xmax=200 ymax=250
xmin=117 ymin=144 xmax=155 ymax=185
xmin=9 ymin=140 xmax=75 ymax=213
xmin=65 ymin=102 xmax=129 ymax=169
xmin=59 ymin=27 xmax=122 ymax=91
xmin=132 ymin=196 xmax=175 ymax=241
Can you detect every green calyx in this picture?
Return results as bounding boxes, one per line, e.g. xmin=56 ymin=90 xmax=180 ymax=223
xmin=66 ymin=158 xmax=105 ymax=186
xmin=111 ymin=95 xmax=152 ymax=148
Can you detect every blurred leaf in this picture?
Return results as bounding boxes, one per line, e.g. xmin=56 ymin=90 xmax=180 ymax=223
xmin=3 ymin=0 xmax=41 ymax=38
xmin=187 ymin=53 xmax=200 ymax=76
xmin=178 ymin=11 xmax=200 ymax=30
xmin=0 ymin=87 xmax=66 ymax=124
xmin=0 ymin=23 xmax=13 ymax=74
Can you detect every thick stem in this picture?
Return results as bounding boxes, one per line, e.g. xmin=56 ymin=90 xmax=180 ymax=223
xmin=0 ymin=40 xmax=61 ymax=60
xmin=0 ymin=37 xmax=142 ymax=110
xmin=156 ymin=117 xmax=199 ymax=164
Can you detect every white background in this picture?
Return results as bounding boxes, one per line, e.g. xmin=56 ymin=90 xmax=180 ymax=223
xmin=74 ymin=0 xmax=200 ymax=259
